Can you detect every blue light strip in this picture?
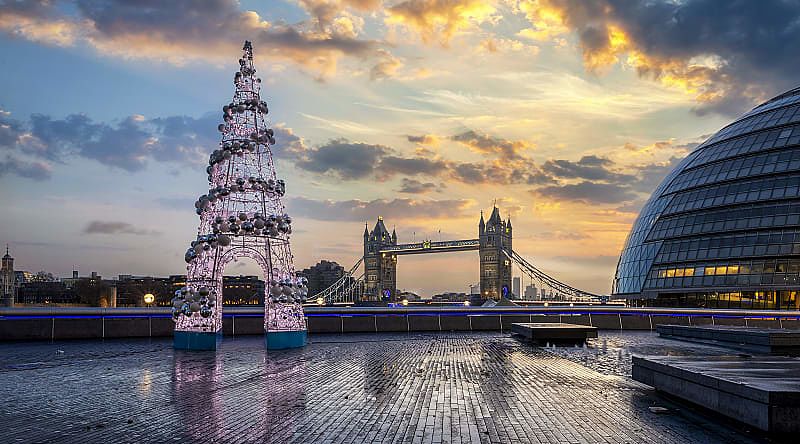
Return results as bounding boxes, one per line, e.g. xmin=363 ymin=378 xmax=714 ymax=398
xmin=1 ymin=311 xmax=798 ymax=321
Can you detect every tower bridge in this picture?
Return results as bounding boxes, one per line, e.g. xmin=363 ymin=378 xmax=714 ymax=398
xmin=312 ymin=207 xmax=606 ymax=304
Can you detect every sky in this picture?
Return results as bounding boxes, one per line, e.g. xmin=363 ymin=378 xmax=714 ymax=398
xmin=1 ymin=0 xmax=798 ymax=296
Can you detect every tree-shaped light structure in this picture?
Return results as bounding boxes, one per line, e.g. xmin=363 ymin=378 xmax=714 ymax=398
xmin=172 ymin=41 xmax=307 ymax=350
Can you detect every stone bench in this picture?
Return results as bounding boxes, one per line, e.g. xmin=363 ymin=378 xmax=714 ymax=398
xmin=633 ymin=355 xmax=800 ymax=433
xmin=657 ymin=324 xmax=800 ymax=355
xmin=511 ymin=322 xmax=598 ymax=344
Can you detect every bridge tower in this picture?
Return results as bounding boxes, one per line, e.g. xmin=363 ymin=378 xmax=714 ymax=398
xmin=479 ymin=207 xmax=513 ymax=300
xmin=364 ymin=218 xmax=398 ymax=301
xmin=1 ymin=245 xmax=14 ymax=307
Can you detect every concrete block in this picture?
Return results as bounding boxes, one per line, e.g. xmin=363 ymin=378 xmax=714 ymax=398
xmin=499 ymin=315 xmax=529 ymax=332
xmin=620 ymin=314 xmax=651 ymax=330
xmin=342 ymin=315 xmax=376 ymax=333
xmin=54 ymin=318 xmax=103 ymax=339
xmin=408 ymin=315 xmax=440 ymax=331
xmin=439 ymin=315 xmax=471 ymax=331
xmin=0 ymin=318 xmax=53 ymax=340
xmin=376 ymin=315 xmax=408 ymax=332
xmin=469 ymin=315 xmax=501 ymax=331
xmin=230 ymin=316 xmax=263 ymax=335
xmin=103 ymin=317 xmax=150 ymax=338
xmin=307 ymin=316 xmax=341 ymax=333
xmin=591 ymin=314 xmax=622 ymax=329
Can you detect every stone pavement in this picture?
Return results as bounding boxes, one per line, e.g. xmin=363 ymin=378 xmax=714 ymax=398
xmin=0 ymin=332 xmax=773 ymax=443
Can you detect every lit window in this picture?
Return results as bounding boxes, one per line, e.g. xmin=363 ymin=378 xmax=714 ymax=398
xmin=684 ymin=268 xmax=695 ymax=277
xmin=666 ymin=269 xmax=675 ymax=277
xmin=727 ymin=265 xmax=739 ymax=274
xmin=715 ymin=266 xmax=728 ymax=275
xmin=705 ymin=267 xmax=716 ymax=276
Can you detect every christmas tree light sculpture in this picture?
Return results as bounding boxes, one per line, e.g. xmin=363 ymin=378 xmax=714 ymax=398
xmin=172 ymin=41 xmax=308 ymax=350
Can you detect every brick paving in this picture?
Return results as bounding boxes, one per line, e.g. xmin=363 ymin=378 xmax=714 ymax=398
xmin=0 ymin=332 xmax=771 ymax=443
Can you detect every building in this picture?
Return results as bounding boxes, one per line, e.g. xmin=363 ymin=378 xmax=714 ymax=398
xmin=114 ymin=274 xmax=264 ymax=307
xmin=512 ymin=277 xmax=521 ymax=299
xmin=298 ymin=260 xmax=345 ymax=296
xmin=614 ymin=86 xmax=800 ymax=310
xmin=524 ymin=284 xmax=538 ymax=300
xmin=221 ymin=275 xmax=265 ymax=306
xmin=17 ymin=280 xmax=77 ymax=305
xmin=115 ymin=275 xmax=183 ymax=307
xmin=479 ymin=207 xmax=513 ymax=300
xmin=1 ymin=246 xmax=15 ymax=307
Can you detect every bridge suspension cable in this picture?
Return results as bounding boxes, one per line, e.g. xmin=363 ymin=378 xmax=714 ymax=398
xmin=503 ymin=249 xmax=605 ymax=301
xmin=309 ymin=257 xmax=364 ymax=304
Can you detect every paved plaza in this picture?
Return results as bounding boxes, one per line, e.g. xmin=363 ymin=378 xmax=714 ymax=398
xmin=0 ymin=332 xmax=779 ymax=443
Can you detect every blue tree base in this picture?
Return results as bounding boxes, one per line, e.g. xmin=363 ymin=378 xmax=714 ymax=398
xmin=265 ymin=330 xmax=307 ymax=350
xmin=174 ymin=331 xmax=221 ymax=350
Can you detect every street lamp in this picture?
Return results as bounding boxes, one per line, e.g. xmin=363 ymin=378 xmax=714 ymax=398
xmin=316 ymin=297 xmax=325 ymax=306
xmin=144 ymin=293 xmax=155 ymax=305
xmin=463 ymin=300 xmax=470 ymax=307
xmin=401 ymin=298 xmax=409 ymax=306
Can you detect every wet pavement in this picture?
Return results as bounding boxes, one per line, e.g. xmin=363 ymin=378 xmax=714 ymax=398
xmin=0 ymin=332 xmax=781 ymax=443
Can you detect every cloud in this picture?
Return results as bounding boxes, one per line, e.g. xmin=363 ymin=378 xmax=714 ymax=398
xmin=8 ymin=113 xmax=212 ymax=172
xmin=0 ymin=156 xmax=52 ymax=181
xmin=83 ymin=221 xmax=160 ymax=236
xmin=529 ymin=150 xmax=687 ymax=205
xmin=407 ymin=134 xmax=440 ymax=146
xmin=397 ymin=178 xmax=440 ymax=194
xmin=294 ymin=139 xmax=390 ymax=179
xmin=297 ymin=0 xmax=381 ymax=31
xmin=451 ymin=129 xmax=532 ymax=160
xmin=517 ymin=0 xmax=800 ymax=115
xmin=541 ymin=155 xmax=634 ymax=183
xmin=0 ymin=0 xmax=381 ymax=78
xmin=288 ymin=197 xmax=475 ymax=221
xmin=0 ymin=110 xmax=303 ymax=176
xmin=385 ymin=0 xmax=497 ymax=45
xmin=534 ymin=181 xmax=638 ymax=204
xmin=370 ymin=49 xmax=403 ymax=80
xmin=478 ymin=38 xmax=539 ymax=55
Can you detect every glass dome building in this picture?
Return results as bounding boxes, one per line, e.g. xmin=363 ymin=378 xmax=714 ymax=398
xmin=614 ymin=87 xmax=800 ymax=310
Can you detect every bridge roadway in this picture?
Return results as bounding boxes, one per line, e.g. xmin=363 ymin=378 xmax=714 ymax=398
xmin=378 ymin=239 xmax=479 ymax=255
xmin=2 ymin=306 xmax=799 ymax=341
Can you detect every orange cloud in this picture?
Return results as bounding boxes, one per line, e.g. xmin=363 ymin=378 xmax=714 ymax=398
xmin=385 ymin=0 xmax=497 ymax=45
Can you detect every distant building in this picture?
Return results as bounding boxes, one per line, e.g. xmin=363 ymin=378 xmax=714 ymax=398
xmin=298 ymin=260 xmax=345 ymax=296
xmin=524 ymin=284 xmax=538 ymax=300
xmin=111 ymin=274 xmax=265 ymax=307
xmin=115 ymin=275 xmax=183 ymax=307
xmin=222 ymin=275 xmax=265 ymax=306
xmin=17 ymin=270 xmax=78 ymax=305
xmin=432 ymin=292 xmax=470 ymax=302
xmin=512 ymin=277 xmax=521 ymax=299
xmin=397 ymin=290 xmax=421 ymax=301
xmin=2 ymin=246 xmax=15 ymax=307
